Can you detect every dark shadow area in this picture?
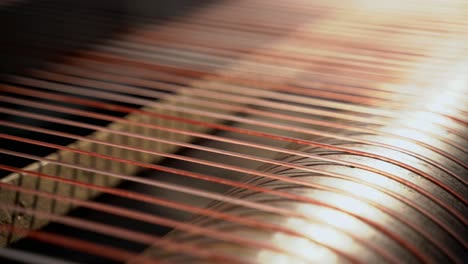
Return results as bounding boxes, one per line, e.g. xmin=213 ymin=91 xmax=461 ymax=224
xmin=0 ymin=0 xmax=219 ymax=178
xmin=0 ymin=0 xmax=218 ymax=76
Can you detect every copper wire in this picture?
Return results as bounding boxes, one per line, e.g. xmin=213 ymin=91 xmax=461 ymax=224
xmin=1 ymin=0 xmax=467 ymax=263
xmin=3 ymin=84 xmax=467 ymax=208
xmin=2 ymin=104 xmax=466 ymax=229
xmin=21 ymin=69 xmax=468 ymax=172
xmin=2 ymin=120 xmax=466 ymax=261
xmin=0 ymin=206 xmax=247 ymax=264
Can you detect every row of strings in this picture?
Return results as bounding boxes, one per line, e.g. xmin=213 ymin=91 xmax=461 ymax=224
xmin=1 ymin=0 xmax=467 ymax=263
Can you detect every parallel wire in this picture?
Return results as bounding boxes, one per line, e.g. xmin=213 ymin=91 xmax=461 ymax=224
xmin=0 ymin=118 xmax=464 ymax=243
xmin=0 ymin=205 xmax=247 ymax=264
xmin=0 ymin=156 xmax=366 ymax=262
xmin=2 ymin=99 xmax=467 ymax=224
xmin=2 ymin=101 xmax=467 ymax=228
xmin=2 ymin=0 xmax=468 ymax=263
xmin=14 ymin=2 xmax=463 ymax=62
xmin=2 ymin=119 xmax=467 ymax=255
xmin=50 ymin=60 xmax=468 ymax=150
xmin=0 ymin=247 xmax=80 ymax=264
xmin=2 ymin=123 xmax=465 ymax=260
xmin=15 ymin=26 xmax=467 ymax=107
xmin=0 ymin=226 xmax=161 ymax=264
xmin=3 ymin=83 xmax=467 ymax=206
xmin=7 ymin=35 xmax=468 ymax=135
xmin=70 ymin=50 xmax=468 ymax=134
xmin=0 ymin=148 xmax=432 ymax=263
xmin=22 ymin=69 xmax=468 ymax=173
xmin=6 ymin=2 xmax=468 ymax=122
xmin=0 ymin=182 xmax=291 ymax=261
xmin=75 ymin=50 xmax=467 ymax=125
xmin=1 ymin=164 xmax=397 ymax=263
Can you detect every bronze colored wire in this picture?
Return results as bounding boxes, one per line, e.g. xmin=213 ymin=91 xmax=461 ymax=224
xmin=3 ymin=85 xmax=467 ymax=213
xmin=1 ymin=1 xmax=467 ymax=263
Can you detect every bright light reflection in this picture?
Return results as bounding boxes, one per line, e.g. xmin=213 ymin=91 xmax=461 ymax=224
xmin=331 ymin=181 xmax=390 ymax=204
xmin=256 ymin=231 xmax=339 ymax=264
xmin=295 ymin=199 xmax=377 ymax=237
xmin=287 ymin=218 xmax=357 ymax=251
